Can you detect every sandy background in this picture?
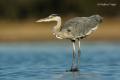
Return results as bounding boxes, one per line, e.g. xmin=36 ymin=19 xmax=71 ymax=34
xmin=0 ymin=17 xmax=120 ymax=42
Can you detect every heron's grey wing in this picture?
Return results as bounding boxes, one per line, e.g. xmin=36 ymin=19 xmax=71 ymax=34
xmin=61 ymin=17 xmax=97 ymax=38
xmin=61 ymin=17 xmax=99 ymax=38
xmin=61 ymin=18 xmax=81 ymax=38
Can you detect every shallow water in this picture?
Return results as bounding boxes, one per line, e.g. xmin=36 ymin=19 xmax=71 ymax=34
xmin=0 ymin=42 xmax=120 ymax=80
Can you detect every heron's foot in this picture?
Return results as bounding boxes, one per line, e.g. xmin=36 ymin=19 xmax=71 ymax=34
xmin=66 ymin=67 xmax=79 ymax=72
xmin=70 ymin=67 xmax=79 ymax=72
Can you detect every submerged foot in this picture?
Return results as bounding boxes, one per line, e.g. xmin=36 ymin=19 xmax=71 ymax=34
xmin=66 ymin=67 xmax=79 ymax=72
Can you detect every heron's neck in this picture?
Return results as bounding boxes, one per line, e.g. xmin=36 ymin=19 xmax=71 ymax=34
xmin=53 ymin=17 xmax=62 ymax=35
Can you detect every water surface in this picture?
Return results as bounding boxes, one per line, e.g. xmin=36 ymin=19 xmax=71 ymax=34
xmin=0 ymin=42 xmax=120 ymax=80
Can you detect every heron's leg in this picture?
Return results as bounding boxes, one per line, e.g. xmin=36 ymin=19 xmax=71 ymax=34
xmin=77 ymin=38 xmax=81 ymax=68
xmin=71 ymin=40 xmax=76 ymax=70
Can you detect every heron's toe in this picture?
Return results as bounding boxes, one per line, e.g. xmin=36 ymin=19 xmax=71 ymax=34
xmin=66 ymin=67 xmax=79 ymax=72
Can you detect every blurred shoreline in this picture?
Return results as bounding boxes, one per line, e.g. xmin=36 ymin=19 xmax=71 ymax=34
xmin=0 ymin=17 xmax=120 ymax=42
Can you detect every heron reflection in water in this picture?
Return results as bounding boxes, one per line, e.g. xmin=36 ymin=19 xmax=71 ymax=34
xmin=36 ymin=14 xmax=103 ymax=72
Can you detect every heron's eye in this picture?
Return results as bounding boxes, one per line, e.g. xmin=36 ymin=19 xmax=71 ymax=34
xmin=49 ymin=16 xmax=54 ymax=18
xmin=49 ymin=16 xmax=51 ymax=18
xmin=67 ymin=29 xmax=71 ymax=32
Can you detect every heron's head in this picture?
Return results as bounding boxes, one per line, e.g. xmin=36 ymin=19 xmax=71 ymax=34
xmin=36 ymin=14 xmax=60 ymax=22
xmin=90 ymin=15 xmax=103 ymax=23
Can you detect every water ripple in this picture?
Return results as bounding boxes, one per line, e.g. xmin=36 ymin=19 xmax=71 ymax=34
xmin=0 ymin=42 xmax=120 ymax=80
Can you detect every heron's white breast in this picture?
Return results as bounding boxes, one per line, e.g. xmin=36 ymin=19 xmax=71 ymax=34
xmin=55 ymin=35 xmax=63 ymax=39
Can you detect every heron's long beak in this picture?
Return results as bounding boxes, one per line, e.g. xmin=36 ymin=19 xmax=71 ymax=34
xmin=36 ymin=17 xmax=50 ymax=22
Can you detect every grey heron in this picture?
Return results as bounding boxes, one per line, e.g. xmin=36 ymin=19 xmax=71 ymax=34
xmin=36 ymin=14 xmax=103 ymax=72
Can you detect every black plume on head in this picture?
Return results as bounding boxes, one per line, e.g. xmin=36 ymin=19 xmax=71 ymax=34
xmin=50 ymin=14 xmax=59 ymax=16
